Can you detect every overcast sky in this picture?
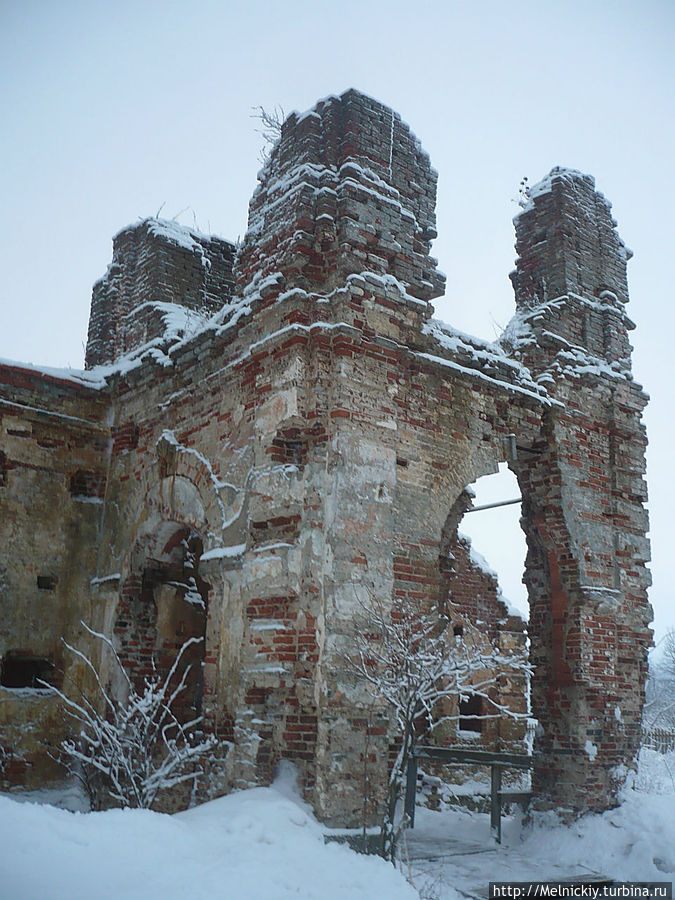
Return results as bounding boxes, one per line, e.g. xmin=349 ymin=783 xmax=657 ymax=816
xmin=1 ymin=0 xmax=673 ymax=643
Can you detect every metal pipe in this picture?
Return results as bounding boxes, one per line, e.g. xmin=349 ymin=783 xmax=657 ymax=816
xmin=465 ymin=497 xmax=522 ymax=513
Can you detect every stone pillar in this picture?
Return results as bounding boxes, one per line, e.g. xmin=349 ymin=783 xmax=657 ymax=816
xmin=505 ymin=168 xmax=652 ymax=813
xmin=230 ymin=90 xmax=449 ymax=825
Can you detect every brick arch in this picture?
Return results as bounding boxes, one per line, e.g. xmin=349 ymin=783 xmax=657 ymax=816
xmin=102 ymin=465 xmax=233 ymax=786
xmin=113 ymin=519 xmax=211 ymax=736
xmin=384 ymin=443 xmax=516 ymax=653
xmin=120 ymin=460 xmax=237 ymax=578
xmin=151 ymin=436 xmax=245 ymax=539
xmin=438 ymin=487 xmax=516 ymax=642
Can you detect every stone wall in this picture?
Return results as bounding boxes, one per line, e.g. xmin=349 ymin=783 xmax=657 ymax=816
xmin=0 ymin=362 xmax=109 ymax=787
xmin=0 ymin=90 xmax=651 ymax=823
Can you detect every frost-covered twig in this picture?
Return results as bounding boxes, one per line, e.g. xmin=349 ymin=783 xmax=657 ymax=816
xmin=251 ymin=105 xmax=285 ymax=165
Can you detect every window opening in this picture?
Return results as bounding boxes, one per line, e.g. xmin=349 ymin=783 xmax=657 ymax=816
xmin=37 ymin=575 xmax=57 ymax=590
xmin=1 ymin=653 xmax=55 ymax=689
xmin=458 ymin=693 xmax=483 ymax=733
xmin=69 ymin=470 xmax=103 ymax=499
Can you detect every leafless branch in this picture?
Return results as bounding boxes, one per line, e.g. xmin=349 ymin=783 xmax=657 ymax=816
xmin=251 ymin=105 xmax=285 ymax=164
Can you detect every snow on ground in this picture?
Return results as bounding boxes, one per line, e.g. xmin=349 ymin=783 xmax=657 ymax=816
xmin=407 ymin=748 xmax=675 ymax=898
xmin=406 ymin=789 xmax=675 ymax=898
xmin=1 ymin=752 xmax=674 ymax=899
xmin=0 ymin=763 xmax=417 ymax=900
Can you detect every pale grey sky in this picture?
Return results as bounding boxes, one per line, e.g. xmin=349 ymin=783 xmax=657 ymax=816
xmin=1 ymin=0 xmax=673 ymax=640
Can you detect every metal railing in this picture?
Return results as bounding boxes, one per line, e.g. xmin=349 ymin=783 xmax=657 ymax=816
xmin=405 ymin=746 xmax=533 ymax=844
xmin=642 ymin=726 xmax=675 ymax=753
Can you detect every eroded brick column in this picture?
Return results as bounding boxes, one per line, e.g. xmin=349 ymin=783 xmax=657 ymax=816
xmin=234 ymin=89 xmax=445 ymax=303
xmin=505 ymin=168 xmax=652 ymax=813
xmin=85 ymin=220 xmax=235 ymax=367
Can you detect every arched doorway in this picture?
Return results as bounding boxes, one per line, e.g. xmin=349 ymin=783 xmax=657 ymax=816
xmin=115 ymin=523 xmax=210 ymax=726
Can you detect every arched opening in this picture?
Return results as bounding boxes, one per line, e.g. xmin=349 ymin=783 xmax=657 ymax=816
xmin=437 ymin=463 xmax=529 ymax=750
xmin=459 ymin=463 xmax=528 ymax=622
xmin=115 ymin=524 xmax=210 ymax=725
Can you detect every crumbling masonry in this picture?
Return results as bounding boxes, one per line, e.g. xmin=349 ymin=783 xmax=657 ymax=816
xmin=0 ymin=89 xmax=651 ymax=821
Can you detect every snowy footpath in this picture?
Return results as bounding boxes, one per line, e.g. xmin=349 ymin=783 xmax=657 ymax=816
xmin=0 ymin=752 xmax=674 ymax=899
xmin=402 ymin=749 xmax=675 ymax=898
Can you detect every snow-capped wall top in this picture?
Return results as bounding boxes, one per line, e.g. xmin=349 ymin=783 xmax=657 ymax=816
xmin=421 ymin=317 xmax=552 ymax=405
xmin=515 ymin=167 xmax=593 ymax=218
xmin=85 ymin=217 xmax=236 ymax=368
xmin=234 ymin=88 xmax=445 ymax=303
xmin=114 ymin=217 xmax=224 ymax=254
xmin=511 ymin=165 xmax=632 ymax=311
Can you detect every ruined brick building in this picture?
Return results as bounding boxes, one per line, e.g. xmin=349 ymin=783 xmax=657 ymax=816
xmin=0 ymin=89 xmax=651 ymax=823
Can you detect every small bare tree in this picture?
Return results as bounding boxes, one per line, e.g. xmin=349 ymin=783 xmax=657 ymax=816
xmin=251 ymin=105 xmax=285 ymax=164
xmin=664 ymin=630 xmax=675 ymax=676
xmin=644 ymin=628 xmax=675 ymax=731
xmin=49 ymin=623 xmax=216 ymax=810
xmin=347 ymin=595 xmax=529 ymax=861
